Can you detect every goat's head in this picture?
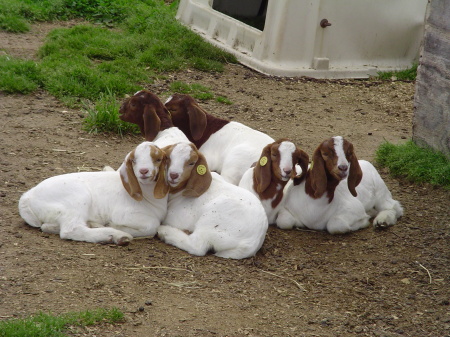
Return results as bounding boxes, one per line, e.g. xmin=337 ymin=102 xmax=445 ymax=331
xmin=165 ymin=93 xmax=207 ymax=141
xmin=119 ymin=90 xmax=171 ymax=141
xmin=119 ymin=142 xmax=169 ymax=200
xmin=307 ymin=136 xmax=362 ymax=200
xmin=254 ymin=139 xmax=309 ymax=194
xmin=162 ymin=142 xmax=212 ymax=197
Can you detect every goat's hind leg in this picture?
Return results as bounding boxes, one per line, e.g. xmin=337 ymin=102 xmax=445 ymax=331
xmin=373 ymin=199 xmax=403 ymax=229
xmin=158 ymin=225 xmax=212 ymax=256
xmin=59 ymin=218 xmax=133 ymax=245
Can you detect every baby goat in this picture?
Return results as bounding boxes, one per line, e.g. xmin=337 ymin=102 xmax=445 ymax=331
xmin=276 ymin=136 xmax=403 ymax=234
xmin=239 ymin=139 xmax=309 ymax=224
xmin=18 ymin=142 xmax=169 ymax=245
xmin=164 ymin=93 xmax=274 ymax=185
xmin=157 ymin=142 xmax=269 ymax=259
xmin=119 ymin=90 xmax=189 ymax=147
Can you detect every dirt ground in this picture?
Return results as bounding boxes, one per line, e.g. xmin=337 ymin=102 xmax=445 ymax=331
xmin=1 ymin=23 xmax=449 ymax=337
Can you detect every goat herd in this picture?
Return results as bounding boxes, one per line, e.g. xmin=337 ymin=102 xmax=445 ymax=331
xmin=18 ymin=90 xmax=403 ymax=259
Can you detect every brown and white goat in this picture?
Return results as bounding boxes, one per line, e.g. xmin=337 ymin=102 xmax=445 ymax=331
xmin=276 ymin=136 xmax=403 ymax=234
xmin=119 ymin=90 xmax=189 ymax=147
xmin=18 ymin=142 xmax=169 ymax=245
xmin=164 ymin=93 xmax=274 ymax=185
xmin=157 ymin=142 xmax=268 ymax=259
xmin=239 ymin=139 xmax=309 ymax=224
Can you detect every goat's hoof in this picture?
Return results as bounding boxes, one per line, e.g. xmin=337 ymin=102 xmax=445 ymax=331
xmin=374 ymin=222 xmax=392 ymax=230
xmin=117 ymin=237 xmax=131 ymax=246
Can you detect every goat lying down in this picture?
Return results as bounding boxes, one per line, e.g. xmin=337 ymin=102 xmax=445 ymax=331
xmin=119 ymin=90 xmax=190 ymax=148
xmin=157 ymin=142 xmax=269 ymax=259
xmin=239 ymin=139 xmax=309 ymax=224
xmin=276 ymin=136 xmax=403 ymax=234
xmin=18 ymin=142 xmax=169 ymax=245
xmin=164 ymin=93 xmax=275 ymax=185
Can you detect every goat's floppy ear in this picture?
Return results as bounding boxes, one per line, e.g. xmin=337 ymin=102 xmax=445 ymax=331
xmin=254 ymin=144 xmax=273 ymax=194
xmin=143 ymin=105 xmax=161 ymax=141
xmin=347 ymin=144 xmax=363 ymax=197
xmin=120 ymin=150 xmax=143 ymax=201
xmin=183 ymin=151 xmax=212 ymax=197
xmin=186 ymin=103 xmax=207 ymax=141
xmin=293 ymin=147 xmax=309 ymax=183
xmin=308 ymin=148 xmax=327 ymax=198
xmin=153 ymin=154 xmax=169 ymax=199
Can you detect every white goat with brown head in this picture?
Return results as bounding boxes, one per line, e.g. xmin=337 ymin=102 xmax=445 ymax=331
xmin=18 ymin=142 xmax=169 ymax=245
xmin=276 ymin=136 xmax=403 ymax=234
xmin=164 ymin=93 xmax=275 ymax=185
xmin=239 ymin=139 xmax=309 ymax=224
xmin=157 ymin=142 xmax=268 ymax=259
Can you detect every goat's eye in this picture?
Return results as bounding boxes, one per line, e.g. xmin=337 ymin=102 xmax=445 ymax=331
xmin=189 ymin=162 xmax=195 ymax=166
xmin=132 ymin=159 xmax=136 ymax=164
xmin=156 ymin=158 xmax=162 ymax=162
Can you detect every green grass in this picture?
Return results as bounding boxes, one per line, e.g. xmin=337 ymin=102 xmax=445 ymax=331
xmin=0 ymin=0 xmax=128 ymax=32
xmin=377 ymin=63 xmax=418 ymax=81
xmin=169 ymin=81 xmax=214 ymax=100
xmin=0 ymin=0 xmax=237 ymax=135
xmin=0 ymin=308 xmax=124 ymax=337
xmin=376 ymin=140 xmax=450 ymax=190
xmin=0 ymin=55 xmax=43 ymax=93
xmin=216 ymin=96 xmax=232 ymax=105
xmin=169 ymin=81 xmax=233 ymax=104
xmin=83 ymin=90 xmax=140 ymax=135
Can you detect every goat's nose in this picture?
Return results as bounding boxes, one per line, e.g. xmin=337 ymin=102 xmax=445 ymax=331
xmin=139 ymin=168 xmax=149 ymax=175
xmin=283 ymin=168 xmax=292 ymax=176
xmin=338 ymin=164 xmax=348 ymax=172
xmin=170 ymin=172 xmax=179 ymax=180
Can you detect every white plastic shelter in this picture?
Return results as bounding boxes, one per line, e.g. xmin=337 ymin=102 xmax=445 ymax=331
xmin=176 ymin=0 xmax=428 ymax=78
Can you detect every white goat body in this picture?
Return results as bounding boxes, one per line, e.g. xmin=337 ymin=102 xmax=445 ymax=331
xmin=199 ymin=121 xmax=275 ymax=185
xmin=158 ymin=142 xmax=268 ymax=259
xmin=276 ymin=137 xmax=403 ymax=234
xmin=18 ymin=142 xmax=169 ymax=245
xmin=165 ymin=94 xmax=275 ymax=185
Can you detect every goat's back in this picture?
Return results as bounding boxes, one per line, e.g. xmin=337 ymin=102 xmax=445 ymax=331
xmin=199 ymin=122 xmax=274 ymax=184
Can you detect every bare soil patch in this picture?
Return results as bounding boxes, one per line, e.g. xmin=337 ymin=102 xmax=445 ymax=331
xmin=0 ymin=23 xmax=449 ymax=337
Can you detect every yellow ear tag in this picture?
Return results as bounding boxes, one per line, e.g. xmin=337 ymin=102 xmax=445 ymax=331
xmin=259 ymin=156 xmax=268 ymax=167
xmin=309 ymin=161 xmax=314 ymax=170
xmin=197 ymin=164 xmax=207 ymax=175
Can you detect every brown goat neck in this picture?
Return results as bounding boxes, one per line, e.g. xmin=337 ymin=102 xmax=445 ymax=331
xmin=304 ymin=170 xmax=340 ymax=203
xmin=173 ymin=113 xmax=229 ymax=148
xmin=253 ymin=174 xmax=289 ymax=209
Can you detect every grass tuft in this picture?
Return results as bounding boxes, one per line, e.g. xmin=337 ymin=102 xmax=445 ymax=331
xmin=83 ymin=91 xmax=140 ymax=135
xmin=377 ymin=63 xmax=418 ymax=81
xmin=0 ymin=55 xmax=43 ymax=93
xmin=376 ymin=140 xmax=450 ymax=189
xmin=169 ymin=81 xmax=214 ymax=100
xmin=0 ymin=308 xmax=124 ymax=337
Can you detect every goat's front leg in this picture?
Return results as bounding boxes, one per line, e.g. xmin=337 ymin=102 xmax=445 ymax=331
xmin=276 ymin=207 xmax=301 ymax=230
